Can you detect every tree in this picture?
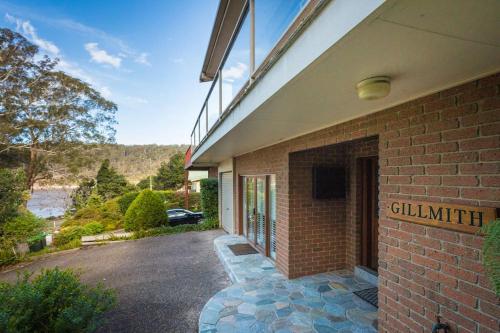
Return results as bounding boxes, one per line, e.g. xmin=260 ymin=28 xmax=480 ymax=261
xmin=70 ymin=178 xmax=95 ymax=209
xmin=95 ymin=159 xmax=130 ymax=200
xmin=155 ymin=152 xmax=185 ymax=190
xmin=0 ymin=168 xmax=26 ymax=229
xmin=124 ymin=190 xmax=167 ymax=231
xmin=0 ymin=28 xmax=117 ymax=190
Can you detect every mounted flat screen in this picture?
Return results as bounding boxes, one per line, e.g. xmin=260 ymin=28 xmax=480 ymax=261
xmin=312 ymin=166 xmax=346 ymax=199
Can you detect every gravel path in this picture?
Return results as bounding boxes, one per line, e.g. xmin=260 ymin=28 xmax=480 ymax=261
xmin=0 ymin=229 xmax=230 ymax=333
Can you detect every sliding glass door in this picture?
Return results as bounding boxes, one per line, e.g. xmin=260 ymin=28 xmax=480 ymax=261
xmin=242 ymin=175 xmax=276 ymax=258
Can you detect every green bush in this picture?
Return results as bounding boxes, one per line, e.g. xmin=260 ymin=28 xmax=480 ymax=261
xmin=100 ymin=198 xmax=123 ymax=221
xmin=188 ymin=192 xmax=201 ymax=211
xmin=0 ymin=168 xmax=26 ymax=226
xmin=82 ymin=222 xmax=104 ymax=235
xmin=0 ymin=267 xmax=115 ymax=333
xmin=201 ymin=178 xmax=218 ymax=219
xmin=124 ymin=190 xmax=167 ymax=231
xmin=151 ymin=190 xmax=201 ymax=211
xmin=117 ymin=191 xmax=139 ymax=214
xmin=482 ymin=219 xmax=500 ymax=296
xmin=63 ymin=198 xmax=123 ymax=231
xmin=53 ymin=226 xmax=85 ymax=247
xmin=70 ymin=178 xmax=95 ymax=209
xmin=133 ymin=217 xmax=219 ymax=239
xmin=2 ymin=211 xmax=45 ymax=243
xmin=0 ymin=237 xmax=17 ymax=266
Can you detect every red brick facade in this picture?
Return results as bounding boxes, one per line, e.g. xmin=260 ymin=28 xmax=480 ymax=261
xmin=233 ymin=73 xmax=500 ymax=332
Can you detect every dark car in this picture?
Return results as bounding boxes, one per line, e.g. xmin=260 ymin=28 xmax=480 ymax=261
xmin=167 ymin=209 xmax=203 ymax=226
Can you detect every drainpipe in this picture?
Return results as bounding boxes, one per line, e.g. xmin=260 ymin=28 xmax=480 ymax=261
xmin=184 ymin=170 xmax=189 ymax=209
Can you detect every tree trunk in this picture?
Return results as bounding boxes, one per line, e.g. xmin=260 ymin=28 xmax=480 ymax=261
xmin=26 ymin=145 xmax=37 ymax=192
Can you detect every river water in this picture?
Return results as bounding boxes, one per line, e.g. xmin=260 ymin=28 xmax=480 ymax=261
xmin=27 ymin=188 xmax=74 ymax=218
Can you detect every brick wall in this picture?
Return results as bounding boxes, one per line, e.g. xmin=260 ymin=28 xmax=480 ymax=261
xmin=289 ymin=144 xmax=347 ymax=276
xmin=234 ymin=73 xmax=500 ymax=332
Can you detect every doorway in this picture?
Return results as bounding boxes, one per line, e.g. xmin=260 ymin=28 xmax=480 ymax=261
xmin=241 ymin=175 xmax=276 ymax=258
xmin=221 ymin=172 xmax=234 ymax=234
xmin=359 ymin=157 xmax=379 ymax=271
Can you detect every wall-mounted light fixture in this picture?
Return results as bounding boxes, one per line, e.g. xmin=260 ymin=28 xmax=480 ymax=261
xmin=356 ymin=76 xmax=391 ymax=100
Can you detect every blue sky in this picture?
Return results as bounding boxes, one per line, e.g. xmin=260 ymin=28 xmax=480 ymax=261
xmin=0 ymin=0 xmax=219 ymax=145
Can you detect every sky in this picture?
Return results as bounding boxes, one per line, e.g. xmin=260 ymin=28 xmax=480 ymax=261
xmin=0 ymin=0 xmax=219 ymax=145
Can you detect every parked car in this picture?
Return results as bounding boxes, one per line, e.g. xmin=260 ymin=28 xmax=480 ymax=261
xmin=167 ymin=209 xmax=203 ymax=226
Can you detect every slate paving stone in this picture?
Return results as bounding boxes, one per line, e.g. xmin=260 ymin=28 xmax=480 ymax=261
xmin=199 ymin=235 xmax=378 ymax=333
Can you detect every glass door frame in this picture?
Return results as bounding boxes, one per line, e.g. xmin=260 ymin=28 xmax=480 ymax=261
xmin=240 ymin=174 xmax=272 ymax=258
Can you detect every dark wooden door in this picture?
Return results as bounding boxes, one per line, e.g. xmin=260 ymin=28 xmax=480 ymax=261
xmin=360 ymin=157 xmax=379 ymax=271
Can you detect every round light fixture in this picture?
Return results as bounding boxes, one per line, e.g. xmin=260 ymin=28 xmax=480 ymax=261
xmin=356 ymin=76 xmax=391 ymax=100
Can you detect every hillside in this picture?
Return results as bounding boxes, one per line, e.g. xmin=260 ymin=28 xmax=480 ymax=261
xmin=40 ymin=144 xmax=189 ymax=186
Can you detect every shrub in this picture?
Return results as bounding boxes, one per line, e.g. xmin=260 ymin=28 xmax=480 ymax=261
xmin=53 ymin=226 xmax=85 ymax=247
xmin=70 ymin=178 xmax=95 ymax=209
xmin=64 ymin=198 xmax=123 ymax=231
xmin=124 ymin=190 xmax=167 ymax=231
xmin=482 ymin=219 xmax=500 ymax=296
xmin=2 ymin=211 xmax=45 ymax=243
xmin=117 ymin=191 xmax=139 ymax=214
xmin=82 ymin=222 xmax=104 ymax=235
xmin=201 ymin=217 xmax=219 ymax=230
xmin=132 ymin=217 xmax=219 ymax=239
xmin=0 ymin=268 xmax=115 ymax=333
xmin=0 ymin=168 xmax=26 ymax=226
xmin=188 ymin=192 xmax=202 ymax=211
xmin=201 ymin=178 xmax=218 ymax=219
xmin=0 ymin=237 xmax=17 ymax=266
xmin=100 ymin=198 xmax=122 ymax=221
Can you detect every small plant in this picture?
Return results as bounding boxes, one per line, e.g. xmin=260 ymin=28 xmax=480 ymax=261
xmin=82 ymin=222 xmax=105 ymax=235
xmin=0 ymin=267 xmax=116 ymax=333
xmin=54 ymin=226 xmax=86 ymax=247
xmin=481 ymin=219 xmax=500 ymax=296
xmin=124 ymin=190 xmax=167 ymax=231
xmin=2 ymin=211 xmax=45 ymax=243
xmin=200 ymin=178 xmax=218 ymax=219
xmin=132 ymin=217 xmax=219 ymax=239
xmin=117 ymin=191 xmax=139 ymax=214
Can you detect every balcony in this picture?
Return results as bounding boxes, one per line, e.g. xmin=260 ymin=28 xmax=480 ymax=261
xmin=187 ymin=0 xmax=500 ymax=168
xmin=189 ymin=0 xmax=312 ymax=157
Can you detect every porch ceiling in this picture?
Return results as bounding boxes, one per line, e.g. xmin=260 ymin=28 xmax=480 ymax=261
xmin=192 ymin=0 xmax=500 ymax=164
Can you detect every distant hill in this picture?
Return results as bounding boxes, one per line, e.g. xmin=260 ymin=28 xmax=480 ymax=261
xmin=39 ymin=144 xmax=189 ymax=186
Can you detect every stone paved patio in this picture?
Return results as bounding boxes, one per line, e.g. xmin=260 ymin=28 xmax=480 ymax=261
xmin=199 ymin=235 xmax=378 ymax=333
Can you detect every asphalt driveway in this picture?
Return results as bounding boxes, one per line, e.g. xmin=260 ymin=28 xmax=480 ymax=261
xmin=0 ymin=229 xmax=230 ymax=333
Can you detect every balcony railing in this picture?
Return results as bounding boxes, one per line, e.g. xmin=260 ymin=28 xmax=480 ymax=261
xmin=190 ymin=0 xmax=310 ymax=152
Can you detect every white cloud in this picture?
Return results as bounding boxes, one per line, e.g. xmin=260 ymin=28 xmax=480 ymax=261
xmin=134 ymin=52 xmax=151 ymax=66
xmin=222 ymin=62 xmax=248 ymax=82
xmin=99 ymin=86 xmax=112 ymax=98
xmin=84 ymin=42 xmax=122 ymax=68
xmin=57 ymin=59 xmax=94 ymax=83
xmin=5 ymin=13 xmax=60 ymax=55
xmin=57 ymin=60 xmax=112 ymax=98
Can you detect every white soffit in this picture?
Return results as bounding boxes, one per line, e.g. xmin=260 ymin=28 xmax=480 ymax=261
xmin=192 ymin=0 xmax=500 ymax=164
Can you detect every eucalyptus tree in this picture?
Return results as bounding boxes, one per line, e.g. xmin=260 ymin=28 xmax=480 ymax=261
xmin=0 ymin=28 xmax=117 ymax=189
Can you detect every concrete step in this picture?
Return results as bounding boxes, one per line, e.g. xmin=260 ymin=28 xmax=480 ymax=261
xmin=354 ymin=266 xmax=378 ymax=286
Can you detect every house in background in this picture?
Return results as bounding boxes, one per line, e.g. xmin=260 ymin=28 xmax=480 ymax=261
xmin=188 ymin=170 xmax=208 ymax=193
xmin=185 ymin=0 xmax=500 ymax=332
